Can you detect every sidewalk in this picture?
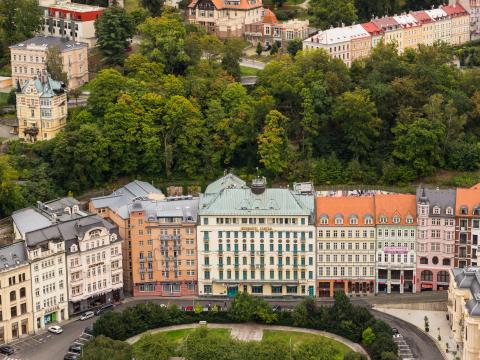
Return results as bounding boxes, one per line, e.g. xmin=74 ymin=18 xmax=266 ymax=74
xmin=374 ymin=307 xmax=461 ymax=360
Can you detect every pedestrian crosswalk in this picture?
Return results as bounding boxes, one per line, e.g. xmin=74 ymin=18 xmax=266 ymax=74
xmin=394 ymin=334 xmax=417 ymax=360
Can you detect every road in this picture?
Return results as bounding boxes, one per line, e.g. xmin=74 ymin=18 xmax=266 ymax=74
xmin=370 ymin=309 xmax=443 ymax=360
xmin=3 ymin=292 xmax=446 ymax=360
xmin=240 ymin=58 xmax=266 ymax=70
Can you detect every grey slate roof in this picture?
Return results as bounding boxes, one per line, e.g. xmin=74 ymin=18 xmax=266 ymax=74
xmin=90 ymin=180 xmax=164 ymax=213
xmin=12 ymin=207 xmax=54 ymax=236
xmin=416 ymin=187 xmax=456 ymax=217
xmin=25 ymin=214 xmax=119 ymax=248
xmin=116 ymin=197 xmax=199 ymax=221
xmin=0 ymin=242 xmax=28 ymax=272
xmin=199 ymin=174 xmax=315 ymax=221
xmin=9 ymin=36 xmax=87 ymax=51
xmin=43 ymin=197 xmax=80 ymax=213
xmin=453 ymin=267 xmax=480 ymax=317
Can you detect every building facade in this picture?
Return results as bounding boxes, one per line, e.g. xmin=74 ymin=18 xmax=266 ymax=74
xmin=198 ymin=174 xmax=316 ymax=297
xmin=448 ymin=267 xmax=480 ymax=360
xmin=444 ymin=4 xmax=471 ymax=45
xmin=9 ymin=36 xmax=88 ymax=89
xmin=0 ymin=243 xmax=33 ymax=344
xmin=416 ymin=188 xmax=456 ymax=292
xmin=316 ymin=196 xmax=376 ymax=297
xmin=375 ymin=194 xmax=417 ymax=294
xmin=89 ymin=180 xmax=165 ymax=294
xmin=16 ymin=76 xmax=67 ymax=142
xmin=65 ymin=216 xmax=124 ymax=314
xmin=128 ymin=197 xmax=199 ymax=297
xmin=187 ymin=0 xmax=263 ymax=39
xmin=42 ymin=1 xmax=105 ymax=47
xmin=455 ymin=184 xmax=480 ymax=269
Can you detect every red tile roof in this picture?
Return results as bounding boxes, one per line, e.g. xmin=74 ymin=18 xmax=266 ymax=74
xmin=456 ymin=188 xmax=480 ymax=216
xmin=443 ymin=3 xmax=468 ymax=16
xmin=262 ymin=8 xmax=278 ymax=24
xmin=361 ymin=22 xmax=382 ymax=35
xmin=188 ymin=0 xmax=262 ymax=10
xmin=372 ymin=17 xmax=400 ymax=29
xmin=374 ymin=194 xmax=417 ymax=226
xmin=316 ymin=196 xmax=375 ymax=227
xmin=411 ymin=10 xmax=434 ymax=23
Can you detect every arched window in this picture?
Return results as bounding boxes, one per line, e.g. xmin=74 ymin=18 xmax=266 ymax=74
xmin=9 ymin=290 xmax=16 ymax=301
xmin=446 ymin=207 xmax=453 ymax=215
xmin=364 ymin=216 xmax=373 ymax=225
xmin=349 ymin=215 xmax=358 ymax=225
xmin=393 ymin=216 xmax=400 ymax=224
xmin=420 ymin=257 xmax=428 ymax=265
xmin=89 ymin=229 xmax=101 ymax=238
xmin=437 ymin=271 xmax=449 ymax=283
xmin=442 ymin=258 xmax=451 ymax=266
xmin=474 ymin=206 xmax=480 ymax=216
xmin=320 ymin=216 xmax=328 ymax=225
xmin=70 ymin=244 xmax=78 ymax=252
xmin=406 ymin=216 xmax=413 ymax=224
xmin=460 ymin=206 xmax=468 ymax=215
xmin=379 ymin=215 xmax=387 ymax=224
xmin=334 ymin=216 xmax=343 ymax=225
xmin=421 ymin=270 xmax=433 ymax=281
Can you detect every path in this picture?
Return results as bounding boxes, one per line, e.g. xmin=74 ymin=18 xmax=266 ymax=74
xmin=371 ymin=309 xmax=444 ymax=360
xmin=126 ymin=323 xmax=369 ymax=358
xmin=298 ymin=0 xmax=309 ymax=10
xmin=240 ymin=58 xmax=266 ymax=70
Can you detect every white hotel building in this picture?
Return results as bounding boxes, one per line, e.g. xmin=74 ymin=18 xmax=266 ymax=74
xmin=197 ymin=174 xmax=317 ymax=297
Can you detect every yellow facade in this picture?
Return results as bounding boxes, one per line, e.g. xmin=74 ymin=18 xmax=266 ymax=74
xmin=351 ymin=37 xmax=372 ymax=61
xmin=450 ymin=13 xmax=470 ymax=45
xmin=16 ymin=78 xmax=67 ymax=142
xmin=0 ymin=263 xmax=34 ymax=344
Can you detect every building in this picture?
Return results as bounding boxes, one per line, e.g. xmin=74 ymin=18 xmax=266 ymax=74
xmin=11 ymin=198 xmax=89 ymax=330
xmin=448 ymin=267 xmax=480 ymax=360
xmin=16 ymin=75 xmax=67 ymax=142
xmin=42 ymin=1 xmax=105 ymax=47
xmin=372 ymin=16 xmax=404 ymax=52
xmin=393 ymin=14 xmax=422 ymax=50
xmin=455 ymin=184 xmax=480 ymax=269
xmin=63 ymin=216 xmax=123 ymax=314
xmin=416 ymin=187 xmax=456 ymax=291
xmin=411 ymin=10 xmax=436 ymax=46
xmin=9 ymin=36 xmax=88 ymax=89
xmin=361 ymin=22 xmax=383 ymax=48
xmin=443 ymin=4 xmax=470 ymax=45
xmin=425 ymin=8 xmax=452 ymax=44
xmin=128 ymin=197 xmax=199 ymax=297
xmin=453 ymin=0 xmax=480 ymax=39
xmin=187 ymin=0 xmax=263 ymax=39
xmin=89 ymin=181 xmax=165 ymax=294
xmin=198 ymin=174 xmax=316 ymax=297
xmin=316 ymin=196 xmax=376 ymax=297
xmin=374 ymin=194 xmax=417 ymax=294
xmin=0 ymin=242 xmax=33 ymax=344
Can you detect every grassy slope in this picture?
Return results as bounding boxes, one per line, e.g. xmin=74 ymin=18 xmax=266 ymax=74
xmin=124 ymin=0 xmax=140 ymax=12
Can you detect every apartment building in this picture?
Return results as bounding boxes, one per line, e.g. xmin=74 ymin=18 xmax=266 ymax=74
xmin=372 ymin=17 xmax=405 ymax=52
xmin=302 ymin=27 xmax=354 ymax=66
xmin=416 ymin=188 xmax=456 ymax=292
xmin=128 ymin=197 xmax=199 ymax=297
xmin=9 ymin=36 xmax=88 ymax=89
xmin=316 ymin=196 xmax=376 ymax=297
xmin=393 ymin=14 xmax=422 ymax=50
xmin=187 ymin=0 xmax=263 ymax=39
xmin=89 ymin=180 xmax=165 ymax=294
xmin=426 ymin=8 xmax=452 ymax=44
xmin=374 ymin=194 xmax=416 ymax=294
xmin=64 ymin=216 xmax=124 ymax=314
xmin=361 ymin=22 xmax=383 ymax=49
xmin=411 ymin=10 xmax=437 ymax=46
xmin=42 ymin=1 xmax=105 ymax=47
xmin=443 ymin=4 xmax=470 ymax=45
xmin=448 ymin=267 xmax=480 ymax=360
xmin=0 ymin=243 xmax=33 ymax=344
xmin=455 ymin=184 xmax=480 ymax=269
xmin=453 ymin=0 xmax=480 ymax=39
xmin=198 ymin=174 xmax=316 ymax=297
xmin=16 ymin=75 xmax=67 ymax=142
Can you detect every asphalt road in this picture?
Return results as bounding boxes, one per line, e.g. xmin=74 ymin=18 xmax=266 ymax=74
xmin=370 ymin=309 xmax=443 ymax=360
xmin=3 ymin=293 xmax=446 ymax=360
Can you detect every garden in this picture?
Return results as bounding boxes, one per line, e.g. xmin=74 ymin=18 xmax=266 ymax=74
xmin=82 ymin=292 xmax=399 ymax=360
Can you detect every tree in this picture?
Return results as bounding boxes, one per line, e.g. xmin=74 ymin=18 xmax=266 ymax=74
xmin=141 ymin=0 xmax=165 ymax=17
xmin=95 ymin=5 xmax=134 ymax=65
xmin=258 ymin=110 xmax=291 ymax=176
xmin=270 ymin=42 xmax=279 ymax=55
xmin=308 ymin=0 xmax=358 ymax=29
xmin=0 ymin=0 xmax=42 ymax=46
xmin=287 ymin=39 xmax=302 ymax=57
xmin=293 ymin=339 xmax=340 ymax=360
xmin=222 ymin=38 xmax=244 ymax=80
xmin=256 ymin=42 xmax=263 ymax=56
xmin=132 ymin=333 xmax=175 ymax=360
xmin=0 ymin=156 xmax=25 ymax=218
xmin=45 ymin=45 xmax=68 ymax=85
xmin=362 ymin=327 xmax=376 ymax=346
xmin=79 ymin=335 xmax=132 ymax=360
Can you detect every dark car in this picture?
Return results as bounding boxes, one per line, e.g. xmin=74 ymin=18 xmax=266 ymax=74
xmin=69 ymin=344 xmax=82 ymax=354
xmin=64 ymin=354 xmax=79 ymax=360
xmin=272 ymin=305 xmax=282 ymax=312
xmin=0 ymin=345 xmax=15 ymax=355
xmin=84 ymin=324 xmax=94 ymax=335
xmin=95 ymin=303 xmax=114 ymax=316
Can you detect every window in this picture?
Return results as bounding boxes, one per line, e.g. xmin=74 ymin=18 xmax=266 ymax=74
xmin=421 ymin=270 xmax=433 ymax=281
xmin=20 ymin=288 xmax=26 ymax=298
xmin=420 ymin=257 xmax=428 ymax=265
xmin=349 ymin=216 xmax=358 ymax=225
xmin=9 ymin=291 xmax=16 ymax=302
xmin=334 ymin=216 xmax=343 ymax=225
xmin=437 ymin=271 xmax=449 ymax=283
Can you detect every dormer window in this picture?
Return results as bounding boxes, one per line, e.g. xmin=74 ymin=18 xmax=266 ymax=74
xmin=460 ymin=206 xmax=468 ymax=215
xmin=334 ymin=216 xmax=343 ymax=225
xmin=433 ymin=206 xmax=440 ymax=215
xmin=379 ymin=215 xmax=387 ymax=224
xmin=364 ymin=216 xmax=373 ymax=225
xmin=70 ymin=244 xmax=78 ymax=252
xmin=320 ymin=216 xmax=328 ymax=225
xmin=89 ymin=229 xmax=101 ymax=238
xmin=406 ymin=216 xmax=413 ymax=224
xmin=393 ymin=216 xmax=400 ymax=224
xmin=473 ymin=206 xmax=480 ymax=216
xmin=349 ymin=216 xmax=358 ymax=225
xmin=110 ymin=233 xmax=118 ymax=242
xmin=446 ymin=207 xmax=453 ymax=215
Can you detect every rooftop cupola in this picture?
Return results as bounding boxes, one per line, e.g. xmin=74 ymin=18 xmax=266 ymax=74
xmin=251 ymin=176 xmax=266 ymax=195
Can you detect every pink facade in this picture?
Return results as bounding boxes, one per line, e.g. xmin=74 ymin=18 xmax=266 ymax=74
xmin=416 ymin=188 xmax=456 ymax=292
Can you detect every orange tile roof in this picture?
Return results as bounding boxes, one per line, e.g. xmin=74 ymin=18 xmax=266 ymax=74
xmin=374 ymin=194 xmax=417 ymax=225
xmin=315 ymin=196 xmax=375 ymax=227
xmin=411 ymin=10 xmax=433 ymax=24
xmin=263 ymin=8 xmax=278 ymax=24
xmin=443 ymin=4 xmax=468 ymax=16
xmin=361 ymin=22 xmax=382 ymax=35
xmin=188 ymin=0 xmax=262 ymax=10
xmin=456 ymin=188 xmax=480 ymax=216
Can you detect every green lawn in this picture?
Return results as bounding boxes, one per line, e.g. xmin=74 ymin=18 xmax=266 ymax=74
xmin=240 ymin=65 xmax=260 ymax=76
xmin=124 ymin=0 xmax=140 ymax=12
xmin=138 ymin=328 xmax=231 ymax=344
xmin=262 ymin=330 xmax=352 ymax=360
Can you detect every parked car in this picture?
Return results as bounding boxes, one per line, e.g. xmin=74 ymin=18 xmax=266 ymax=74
xmin=64 ymin=354 xmax=79 ymax=360
xmin=272 ymin=305 xmax=282 ymax=312
xmin=183 ymin=305 xmax=194 ymax=311
xmin=392 ymin=328 xmax=401 ymax=337
xmin=84 ymin=324 xmax=94 ymax=335
xmin=95 ymin=303 xmax=114 ymax=316
xmin=80 ymin=311 xmax=95 ymax=320
xmin=69 ymin=344 xmax=82 ymax=354
xmin=48 ymin=325 xmax=63 ymax=334
xmin=0 ymin=345 xmax=15 ymax=355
